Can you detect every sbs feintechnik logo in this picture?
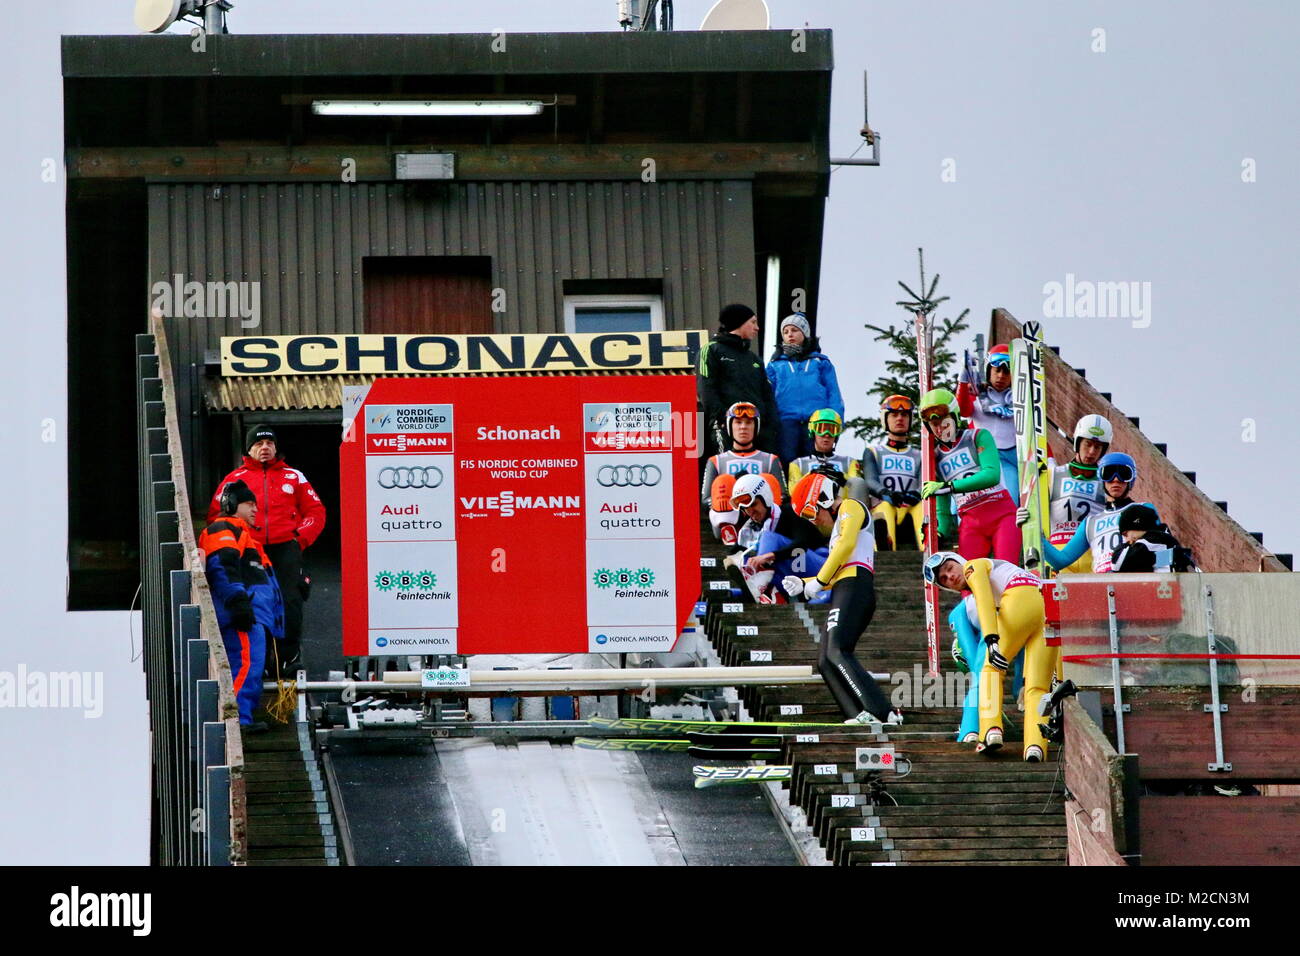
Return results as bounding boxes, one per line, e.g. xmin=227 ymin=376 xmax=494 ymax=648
xmin=591 ymin=568 xmax=669 ymax=598
xmin=372 ymin=570 xmax=452 ymax=601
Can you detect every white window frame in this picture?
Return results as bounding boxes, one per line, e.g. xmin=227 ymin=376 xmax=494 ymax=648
xmin=562 ymin=294 xmax=664 ymax=334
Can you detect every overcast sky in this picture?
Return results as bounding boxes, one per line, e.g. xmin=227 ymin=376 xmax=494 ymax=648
xmin=1 ymin=1 xmax=1294 ymax=864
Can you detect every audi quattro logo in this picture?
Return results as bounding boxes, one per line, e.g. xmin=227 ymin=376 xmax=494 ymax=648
xmin=597 ymin=464 xmax=662 ymax=487
xmin=377 ymin=466 xmax=443 ymax=489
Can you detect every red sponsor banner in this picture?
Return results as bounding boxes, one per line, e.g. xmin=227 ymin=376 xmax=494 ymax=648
xmin=340 ymin=375 xmax=700 ymax=656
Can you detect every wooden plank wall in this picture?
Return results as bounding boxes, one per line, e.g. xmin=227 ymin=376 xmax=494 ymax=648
xmin=1140 ymin=797 xmax=1300 ymax=865
xmin=1063 ymin=698 xmax=1137 ymax=864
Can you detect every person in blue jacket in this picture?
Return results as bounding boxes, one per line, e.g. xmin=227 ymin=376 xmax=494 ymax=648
xmin=198 ymin=480 xmax=285 ymax=731
xmin=766 ymin=313 xmax=845 ymax=468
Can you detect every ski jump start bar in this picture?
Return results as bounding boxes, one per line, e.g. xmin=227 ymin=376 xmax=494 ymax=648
xmin=270 ymin=665 xmax=819 ymax=695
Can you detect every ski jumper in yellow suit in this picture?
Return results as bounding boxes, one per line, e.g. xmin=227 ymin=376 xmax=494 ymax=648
xmin=962 ymin=557 xmax=1052 ymax=760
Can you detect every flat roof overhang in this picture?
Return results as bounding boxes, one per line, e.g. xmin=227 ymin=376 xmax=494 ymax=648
xmin=62 ymin=30 xmax=832 ymax=78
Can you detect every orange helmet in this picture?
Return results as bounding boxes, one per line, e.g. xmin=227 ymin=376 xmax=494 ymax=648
xmin=791 ymin=472 xmax=838 ymax=520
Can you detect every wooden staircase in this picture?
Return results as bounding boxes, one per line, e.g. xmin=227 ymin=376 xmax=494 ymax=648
xmin=242 ymin=714 xmax=341 ymax=866
xmin=699 ymin=519 xmax=1068 ymax=865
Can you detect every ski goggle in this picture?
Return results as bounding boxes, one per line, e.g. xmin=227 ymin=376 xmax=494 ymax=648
xmin=731 ymin=489 xmax=764 ymax=509
xmin=1100 ymin=463 xmax=1135 ymax=483
xmin=920 ymin=406 xmax=950 ymax=423
xmin=810 ymin=420 xmax=841 ymax=437
xmin=922 ymin=551 xmax=963 ymax=586
xmin=728 ymin=403 xmax=759 ymax=420
xmin=881 ymin=396 xmax=914 ymax=414
xmin=986 ymin=353 xmax=1011 ymax=369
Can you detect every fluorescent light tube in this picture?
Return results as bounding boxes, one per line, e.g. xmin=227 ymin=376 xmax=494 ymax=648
xmin=312 ymin=99 xmax=545 ymax=117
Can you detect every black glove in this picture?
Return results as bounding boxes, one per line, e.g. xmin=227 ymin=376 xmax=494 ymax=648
xmin=812 ymin=462 xmax=846 ymax=484
xmin=985 ymin=636 xmax=1009 ymax=672
xmin=227 ymin=594 xmax=254 ymax=632
xmin=877 ymin=490 xmax=897 ymax=507
xmin=900 ymin=490 xmax=922 ymax=507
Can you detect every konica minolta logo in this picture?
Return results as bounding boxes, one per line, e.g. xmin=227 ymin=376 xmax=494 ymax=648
xmin=459 ymin=490 xmax=581 ymax=517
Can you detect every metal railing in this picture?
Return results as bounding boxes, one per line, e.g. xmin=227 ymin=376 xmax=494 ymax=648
xmin=137 ymin=309 xmax=246 ymax=865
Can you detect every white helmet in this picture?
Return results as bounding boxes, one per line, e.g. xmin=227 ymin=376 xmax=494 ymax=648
xmin=923 ymin=551 xmax=966 ymax=590
xmin=730 ymin=473 xmax=775 ymax=512
xmin=1074 ymin=414 xmax=1113 ymax=450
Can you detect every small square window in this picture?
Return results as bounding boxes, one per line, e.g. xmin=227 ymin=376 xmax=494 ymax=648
xmin=564 ymin=294 xmax=664 ymax=333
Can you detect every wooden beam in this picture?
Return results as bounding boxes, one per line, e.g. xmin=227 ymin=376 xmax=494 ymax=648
xmin=68 ymin=143 xmax=823 ymax=182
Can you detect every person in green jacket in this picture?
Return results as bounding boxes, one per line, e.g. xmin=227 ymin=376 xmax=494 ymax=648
xmin=918 ymin=388 xmax=1021 ymax=562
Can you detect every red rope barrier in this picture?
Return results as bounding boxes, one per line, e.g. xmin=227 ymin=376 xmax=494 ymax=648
xmin=1062 ymin=653 xmax=1300 ymax=662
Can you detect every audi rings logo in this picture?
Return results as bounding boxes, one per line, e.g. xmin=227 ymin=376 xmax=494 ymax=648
xmin=377 ymin=466 xmax=444 ymax=489
xmin=596 ymin=464 xmax=662 ymax=487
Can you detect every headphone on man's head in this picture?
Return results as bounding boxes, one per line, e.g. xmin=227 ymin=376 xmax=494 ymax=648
xmin=219 ymin=482 xmax=241 ymax=517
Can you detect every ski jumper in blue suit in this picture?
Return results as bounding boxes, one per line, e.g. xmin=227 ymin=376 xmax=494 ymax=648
xmin=755 ymin=528 xmax=830 ymax=602
xmin=949 ymin=595 xmax=987 ymax=741
xmin=199 ymin=515 xmax=285 ymax=724
xmin=766 ymin=338 xmax=844 ymax=468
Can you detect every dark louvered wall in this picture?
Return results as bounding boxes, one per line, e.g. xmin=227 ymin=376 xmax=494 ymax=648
xmin=148 ymin=179 xmax=757 ymax=495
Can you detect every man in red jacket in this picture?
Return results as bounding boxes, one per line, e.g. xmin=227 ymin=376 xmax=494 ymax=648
xmin=207 ymin=424 xmax=326 ymax=677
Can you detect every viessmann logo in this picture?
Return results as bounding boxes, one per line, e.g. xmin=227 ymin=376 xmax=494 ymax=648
xmin=459 ymin=490 xmax=581 ymax=517
xmin=369 ymin=435 xmax=450 ymax=451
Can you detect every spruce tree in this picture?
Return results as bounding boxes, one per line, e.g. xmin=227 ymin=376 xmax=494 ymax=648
xmin=846 ymin=249 xmax=971 ymax=445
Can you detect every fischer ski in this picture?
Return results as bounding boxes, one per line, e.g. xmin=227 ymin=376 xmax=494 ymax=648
xmin=685 ymin=730 xmax=878 ymax=747
xmin=572 ymin=737 xmax=690 ymax=753
xmin=693 ymin=764 xmax=793 ymax=789
xmin=1013 ymin=323 xmax=1051 ymax=570
xmin=916 ymin=308 xmax=941 ymax=677
xmin=587 ymin=715 xmax=845 ymax=736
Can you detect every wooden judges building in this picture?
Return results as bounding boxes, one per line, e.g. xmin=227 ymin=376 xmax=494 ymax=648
xmin=63 ymin=29 xmax=836 ymax=607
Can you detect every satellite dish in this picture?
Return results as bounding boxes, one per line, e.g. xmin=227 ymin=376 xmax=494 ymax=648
xmin=134 ymin=0 xmax=184 ymax=33
xmin=700 ymin=0 xmax=770 ymax=30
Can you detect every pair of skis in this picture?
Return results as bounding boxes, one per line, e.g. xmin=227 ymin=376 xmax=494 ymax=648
xmin=1012 ymin=322 xmax=1051 ymax=570
xmin=575 ymin=732 xmax=783 ymax=761
xmin=916 ymin=310 xmax=941 ymax=678
xmin=579 ymin=715 xmax=876 ymax=788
